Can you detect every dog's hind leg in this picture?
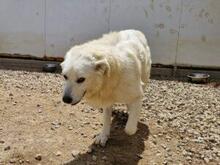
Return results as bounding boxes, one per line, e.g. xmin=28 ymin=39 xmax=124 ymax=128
xmin=125 ymin=98 xmax=142 ymax=135
xmin=94 ymin=106 xmax=112 ymax=147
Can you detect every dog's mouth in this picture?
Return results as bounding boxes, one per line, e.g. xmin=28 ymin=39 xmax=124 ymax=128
xmin=71 ymin=91 xmax=86 ymax=106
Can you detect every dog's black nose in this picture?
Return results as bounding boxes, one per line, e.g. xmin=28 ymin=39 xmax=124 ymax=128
xmin=62 ymin=96 xmax=73 ymax=104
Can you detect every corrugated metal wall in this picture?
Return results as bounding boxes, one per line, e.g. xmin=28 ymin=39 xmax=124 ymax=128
xmin=0 ymin=0 xmax=219 ymax=68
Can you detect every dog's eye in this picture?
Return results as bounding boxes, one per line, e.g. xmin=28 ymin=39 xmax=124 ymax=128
xmin=76 ymin=77 xmax=85 ymax=83
xmin=63 ymin=75 xmax=68 ymax=80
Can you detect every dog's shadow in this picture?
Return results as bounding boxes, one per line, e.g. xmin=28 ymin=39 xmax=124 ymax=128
xmin=64 ymin=111 xmax=149 ymax=165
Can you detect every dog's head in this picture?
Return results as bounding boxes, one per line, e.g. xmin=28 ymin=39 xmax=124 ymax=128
xmin=60 ymin=48 xmax=110 ymax=105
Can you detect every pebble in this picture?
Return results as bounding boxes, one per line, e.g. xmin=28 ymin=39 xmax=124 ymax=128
xmin=136 ymin=154 xmax=143 ymax=159
xmin=87 ymin=147 xmax=93 ymax=153
xmin=19 ymin=159 xmax=24 ymax=164
xmin=83 ymin=122 xmax=90 ymax=125
xmin=69 ymin=112 xmax=75 ymax=116
xmin=163 ymin=161 xmax=168 ymax=165
xmin=152 ymin=140 xmax=157 ymax=145
xmin=55 ymin=151 xmax=62 ymax=156
xmin=186 ymin=156 xmax=191 ymax=160
xmin=140 ymin=118 xmax=146 ymax=122
xmin=0 ymin=140 xmax=5 ymax=144
xmin=35 ymin=154 xmax=42 ymax=161
xmin=9 ymin=158 xmax=16 ymax=163
xmin=54 ymin=125 xmax=60 ymax=128
xmin=71 ymin=150 xmax=80 ymax=158
xmin=158 ymin=133 xmax=163 ymax=137
xmin=4 ymin=145 xmax=10 ymax=151
xmin=152 ymin=135 xmax=157 ymax=138
xmin=204 ymin=157 xmax=209 ymax=163
xmin=92 ymin=155 xmax=97 ymax=161
xmin=161 ymin=144 xmax=167 ymax=149
xmin=38 ymin=109 xmax=42 ymax=113
xmin=102 ymin=156 xmax=107 ymax=160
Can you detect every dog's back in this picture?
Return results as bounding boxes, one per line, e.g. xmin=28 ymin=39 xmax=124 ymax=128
xmin=118 ymin=30 xmax=152 ymax=88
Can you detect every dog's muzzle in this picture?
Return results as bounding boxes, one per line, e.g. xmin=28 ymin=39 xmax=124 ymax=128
xmin=62 ymin=95 xmax=73 ymax=104
xmin=62 ymin=91 xmax=86 ymax=105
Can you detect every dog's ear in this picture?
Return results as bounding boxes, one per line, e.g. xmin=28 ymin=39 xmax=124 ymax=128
xmin=95 ymin=59 xmax=110 ymax=77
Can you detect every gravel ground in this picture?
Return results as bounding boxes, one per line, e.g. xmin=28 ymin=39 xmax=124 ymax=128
xmin=0 ymin=70 xmax=219 ymax=165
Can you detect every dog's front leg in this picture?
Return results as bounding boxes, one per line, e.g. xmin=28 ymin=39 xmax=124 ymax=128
xmin=94 ymin=106 xmax=112 ymax=146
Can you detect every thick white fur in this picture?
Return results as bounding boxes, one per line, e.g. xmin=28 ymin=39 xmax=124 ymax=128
xmin=61 ymin=29 xmax=151 ymax=146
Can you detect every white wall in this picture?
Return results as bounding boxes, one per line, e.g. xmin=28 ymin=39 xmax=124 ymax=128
xmin=0 ymin=0 xmax=219 ymax=68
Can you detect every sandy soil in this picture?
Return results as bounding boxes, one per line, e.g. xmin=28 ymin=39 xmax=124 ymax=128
xmin=0 ymin=70 xmax=219 ymax=165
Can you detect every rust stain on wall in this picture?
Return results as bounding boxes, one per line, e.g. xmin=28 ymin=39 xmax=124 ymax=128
xmin=143 ymin=8 xmax=148 ymax=18
xmin=155 ymin=23 xmax=165 ymax=29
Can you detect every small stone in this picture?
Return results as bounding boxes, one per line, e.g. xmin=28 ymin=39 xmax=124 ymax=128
xmin=186 ymin=156 xmax=191 ymax=160
xmin=165 ymin=135 xmax=171 ymax=140
xmin=166 ymin=147 xmax=171 ymax=152
xmin=204 ymin=157 xmax=209 ymax=163
xmin=84 ymin=122 xmax=90 ymax=125
xmin=87 ymin=147 xmax=93 ymax=154
xmin=182 ymin=150 xmax=188 ymax=156
xmin=35 ymin=154 xmax=42 ymax=161
xmin=55 ymin=151 xmax=62 ymax=156
xmin=102 ymin=156 xmax=107 ymax=160
xmin=54 ymin=125 xmax=60 ymax=128
xmin=152 ymin=135 xmax=157 ymax=138
xmin=38 ymin=109 xmax=42 ymax=113
xmin=92 ymin=155 xmax=97 ymax=161
xmin=136 ymin=154 xmax=143 ymax=159
xmin=51 ymin=122 xmax=56 ymax=125
xmin=4 ymin=145 xmax=10 ymax=151
xmin=69 ymin=112 xmax=75 ymax=116
xmin=161 ymin=144 xmax=167 ymax=149
xmin=152 ymin=140 xmax=157 ymax=145
xmin=19 ymin=159 xmax=24 ymax=164
xmin=0 ymin=140 xmax=5 ymax=143
xmin=9 ymin=158 xmax=16 ymax=163
xmin=163 ymin=161 xmax=168 ymax=165
xmin=140 ymin=118 xmax=146 ymax=122
xmin=71 ymin=150 xmax=80 ymax=158
xmin=158 ymin=133 xmax=163 ymax=137
xmin=68 ymin=126 xmax=73 ymax=130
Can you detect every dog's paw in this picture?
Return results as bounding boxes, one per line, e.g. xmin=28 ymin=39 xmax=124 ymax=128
xmin=125 ymin=125 xmax=137 ymax=135
xmin=94 ymin=133 xmax=108 ymax=147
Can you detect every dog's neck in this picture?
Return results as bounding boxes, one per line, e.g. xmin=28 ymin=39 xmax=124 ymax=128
xmin=85 ymin=55 xmax=121 ymax=108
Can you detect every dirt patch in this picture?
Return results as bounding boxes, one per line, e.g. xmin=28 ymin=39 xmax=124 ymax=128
xmin=0 ymin=70 xmax=219 ymax=165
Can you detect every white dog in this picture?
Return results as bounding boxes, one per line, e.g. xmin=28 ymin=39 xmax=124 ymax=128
xmin=61 ymin=29 xmax=151 ymax=146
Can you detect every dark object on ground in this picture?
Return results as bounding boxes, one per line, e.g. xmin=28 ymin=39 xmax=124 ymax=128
xmin=42 ymin=63 xmax=57 ymax=73
xmin=187 ymin=73 xmax=210 ymax=84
